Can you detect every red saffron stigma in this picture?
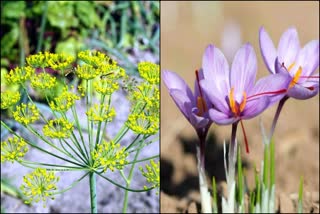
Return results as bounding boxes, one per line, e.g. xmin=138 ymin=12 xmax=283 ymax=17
xmin=300 ymin=76 xmax=320 ymax=79
xmin=195 ymin=70 xmax=204 ymax=97
xmin=240 ymin=120 xmax=249 ymax=154
xmin=306 ymin=86 xmax=314 ymax=91
xmin=247 ymin=89 xmax=287 ymax=100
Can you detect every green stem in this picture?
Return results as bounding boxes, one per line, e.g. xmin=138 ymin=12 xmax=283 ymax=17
xmin=122 ymin=147 xmax=141 ymax=213
xmin=89 ymin=172 xmax=97 ymax=213
xmin=36 ymin=1 xmax=48 ymax=52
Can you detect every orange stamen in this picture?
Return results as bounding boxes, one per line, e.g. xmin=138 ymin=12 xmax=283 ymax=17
xmin=289 ymin=66 xmax=302 ymax=88
xmin=240 ymin=120 xmax=249 ymax=153
xmin=229 ymin=88 xmax=238 ymax=115
xmin=239 ymin=92 xmax=247 ymax=113
xmin=287 ymin=62 xmax=295 ymax=71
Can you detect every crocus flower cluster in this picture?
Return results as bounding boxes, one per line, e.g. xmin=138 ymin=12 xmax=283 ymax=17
xmin=163 ymin=26 xmax=319 ymax=153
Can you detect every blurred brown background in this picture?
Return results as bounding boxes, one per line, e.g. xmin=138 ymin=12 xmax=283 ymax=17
xmin=160 ymin=1 xmax=319 ymax=212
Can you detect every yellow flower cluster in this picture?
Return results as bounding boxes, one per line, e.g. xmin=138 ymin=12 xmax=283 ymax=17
xmin=132 ymin=82 xmax=159 ymax=109
xmin=139 ymin=160 xmax=160 ymax=193
xmin=75 ymin=64 xmax=100 ymax=80
xmin=26 ymin=52 xmax=74 ymax=71
xmin=1 ymin=136 xmax=28 ymax=163
xmin=5 ymin=66 xmax=35 ymax=84
xmin=13 ymin=103 xmax=40 ymax=125
xmin=93 ymin=78 xmax=119 ymax=95
xmin=31 ymin=72 xmax=57 ymax=90
xmin=47 ymin=53 xmax=75 ymax=71
xmin=49 ymin=87 xmax=80 ymax=112
xmin=138 ymin=62 xmax=160 ymax=85
xmin=20 ymin=168 xmax=60 ymax=207
xmin=78 ymin=50 xmax=112 ymax=68
xmin=92 ymin=141 xmax=128 ymax=172
xmin=86 ymin=104 xmax=116 ymax=123
xmin=26 ymin=51 xmax=51 ymax=68
xmin=126 ymin=112 xmax=159 ymax=135
xmin=0 ymin=91 xmax=20 ymax=109
xmin=43 ymin=118 xmax=74 ymax=139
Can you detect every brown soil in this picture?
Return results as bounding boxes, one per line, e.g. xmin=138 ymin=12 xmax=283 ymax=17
xmin=160 ymin=2 xmax=319 ymax=213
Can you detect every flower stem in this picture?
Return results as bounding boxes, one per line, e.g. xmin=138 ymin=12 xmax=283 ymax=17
xmin=196 ymin=130 xmax=212 ymax=213
xmin=89 ymin=172 xmax=97 ymax=213
xmin=269 ymin=96 xmax=289 ymax=140
xmin=228 ymin=122 xmax=238 ymax=185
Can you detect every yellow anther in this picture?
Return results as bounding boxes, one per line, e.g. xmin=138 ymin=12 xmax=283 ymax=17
xmin=229 ymin=88 xmax=237 ymax=115
xmin=239 ymin=91 xmax=247 ymax=113
xmin=289 ymin=66 xmax=302 ymax=88
xmin=287 ymin=62 xmax=295 ymax=72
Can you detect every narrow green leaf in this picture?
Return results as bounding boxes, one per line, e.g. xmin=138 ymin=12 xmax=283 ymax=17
xmin=298 ymin=176 xmax=303 ymax=213
xmin=212 ymin=176 xmax=218 ymax=213
xmin=263 ymin=143 xmax=269 ymax=188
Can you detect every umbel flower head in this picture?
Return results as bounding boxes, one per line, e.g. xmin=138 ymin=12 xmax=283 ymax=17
xmin=138 ymin=62 xmax=160 ymax=85
xmin=13 ymin=103 xmax=40 ymax=125
xmin=47 ymin=52 xmax=75 ymax=71
xmin=93 ymin=77 xmax=119 ymax=95
xmin=139 ymin=160 xmax=160 ymax=194
xmin=49 ymin=86 xmax=80 ymax=112
xmin=1 ymin=136 xmax=28 ymax=163
xmin=26 ymin=51 xmax=51 ymax=68
xmin=43 ymin=118 xmax=74 ymax=139
xmin=20 ymin=168 xmax=59 ymax=207
xmin=31 ymin=72 xmax=57 ymax=90
xmin=0 ymin=90 xmax=20 ymax=109
xmin=75 ymin=64 xmax=100 ymax=80
xmin=5 ymin=66 xmax=35 ymax=84
xmin=131 ymin=82 xmax=159 ymax=113
xmin=86 ymin=104 xmax=116 ymax=122
xmin=259 ymin=26 xmax=319 ymax=99
xmin=126 ymin=112 xmax=159 ymax=135
xmin=92 ymin=141 xmax=129 ymax=172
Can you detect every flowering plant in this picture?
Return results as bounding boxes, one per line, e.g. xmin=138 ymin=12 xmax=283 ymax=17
xmin=163 ymin=26 xmax=318 ymax=213
xmin=1 ymin=50 xmax=159 ymax=213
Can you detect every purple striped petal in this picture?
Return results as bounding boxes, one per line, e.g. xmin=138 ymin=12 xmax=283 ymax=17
xmin=208 ymin=108 xmax=237 ymax=125
xmin=162 ymin=70 xmax=195 ymax=106
xmin=200 ymin=79 xmax=229 ymax=114
xmin=287 ymin=82 xmax=319 ymax=100
xmin=259 ymin=26 xmax=277 ymax=74
xmin=169 ymin=89 xmax=193 ymax=121
xmin=241 ymin=96 xmax=270 ymax=119
xmin=277 ymin=27 xmax=300 ymax=67
xmin=230 ymin=43 xmax=257 ymax=99
xmin=202 ymin=44 xmax=230 ymax=92
xmin=249 ymin=72 xmax=291 ymax=105
xmin=296 ymin=40 xmax=319 ymax=78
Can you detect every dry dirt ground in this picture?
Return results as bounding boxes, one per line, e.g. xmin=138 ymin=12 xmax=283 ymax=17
xmin=160 ymin=2 xmax=319 ymax=213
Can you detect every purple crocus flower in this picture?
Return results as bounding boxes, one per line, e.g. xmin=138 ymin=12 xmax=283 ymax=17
xmin=200 ymin=43 xmax=290 ymax=153
xmin=259 ymin=26 xmax=319 ymax=100
xmin=162 ymin=69 xmax=212 ymax=139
